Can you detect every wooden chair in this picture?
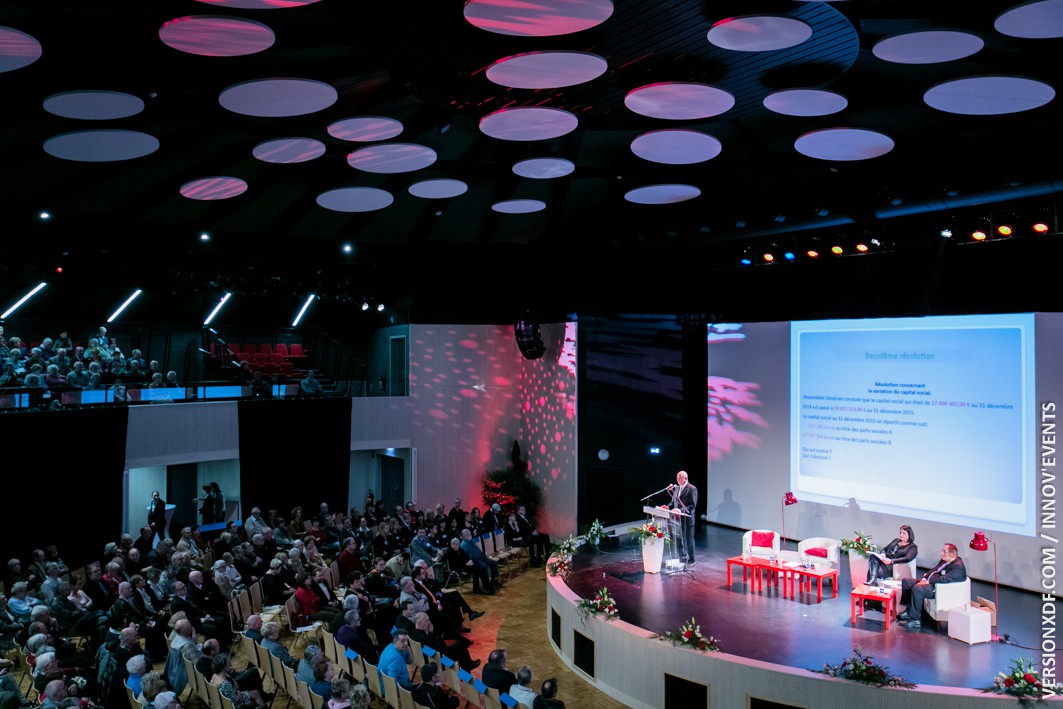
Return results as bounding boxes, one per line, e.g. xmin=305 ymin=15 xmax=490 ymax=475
xmin=124 ymin=681 xmax=144 ymax=709
xmin=320 ymin=629 xmax=338 ymax=664
xmin=329 ymin=560 xmax=342 ymax=588
xmin=295 ymin=678 xmax=315 ymax=709
xmin=341 ymin=648 xmax=366 ymax=683
xmin=363 ymin=660 xmax=384 ymax=703
xmin=182 ymin=655 xmax=201 ymax=705
xmin=397 ymin=685 xmax=417 ymax=709
xmin=204 ymin=680 xmax=225 ymax=709
xmin=380 ymin=673 xmax=401 ymax=709
xmin=284 ymin=595 xmax=322 ymax=650
xmin=282 ymin=663 xmax=300 ymax=705
xmin=237 ymin=588 xmax=254 ymax=622
xmin=483 ymin=687 xmax=503 ymax=709
xmin=460 ymin=676 xmax=485 ymax=708
xmin=269 ymin=652 xmax=291 ymax=698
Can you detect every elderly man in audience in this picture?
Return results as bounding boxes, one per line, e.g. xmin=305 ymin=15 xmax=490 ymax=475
xmin=482 ymin=649 xmax=517 ymax=692
xmin=243 ymin=614 xmax=263 ymax=643
xmin=337 ymin=537 xmax=364 ymax=579
xmin=244 ymin=508 xmax=268 ymax=539
xmin=260 ymin=621 xmax=298 ymax=669
xmin=409 ymin=612 xmax=479 ymax=672
xmin=49 ymin=581 xmax=103 ymax=640
xmin=65 ymin=361 xmax=89 ymax=388
xmin=533 ymin=678 xmax=566 ymax=709
xmin=39 ymin=678 xmax=81 ymax=709
xmin=43 ymin=365 xmax=67 ymax=391
xmin=393 ymin=600 xmax=417 ymax=634
xmin=6 ymin=581 xmax=41 ymax=622
xmin=411 ymin=561 xmax=482 ymax=625
xmin=39 ymin=563 xmax=63 ymax=604
xmin=460 ymin=529 xmax=500 ymax=591
xmin=445 ymin=537 xmax=493 ymax=595
xmin=296 ymin=644 xmax=327 ymax=686
xmin=48 ymin=349 xmax=73 ymax=375
xmin=169 ymin=618 xmax=200 ymax=665
xmin=146 ymin=539 xmax=173 ymax=571
xmin=335 ymin=609 xmax=377 ymax=663
xmin=170 ymin=580 xmax=227 ymax=643
xmin=510 ymin=666 xmax=538 ymax=708
xmin=411 ymin=661 xmax=460 ymax=709
xmin=109 ymin=582 xmax=166 ymax=661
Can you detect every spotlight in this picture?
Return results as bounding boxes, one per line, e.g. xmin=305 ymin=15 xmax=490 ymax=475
xmin=1034 ymin=222 xmax=1050 ymax=233
xmin=763 ymin=253 xmax=774 ymax=263
xmin=972 ymin=230 xmax=987 ymax=241
xmin=806 ymin=249 xmax=819 ymax=258
xmin=739 ymin=257 xmax=752 ymax=266
xmin=203 ymin=292 xmax=232 ymax=326
xmin=361 ymin=301 xmax=369 ymax=311
xmin=39 ymin=211 xmax=51 ymax=221
xmin=870 ymin=238 xmax=882 ymax=246
xmin=783 ymin=252 xmax=795 ymax=261
xmin=291 ymin=293 xmax=315 ymax=327
xmin=856 ymin=243 xmax=869 ymax=253
xmin=997 ymin=225 xmax=1013 ymax=236
xmin=376 ymin=303 xmax=384 ymax=312
xmin=940 ymin=229 xmax=953 ymax=238
xmin=831 ymin=245 xmax=843 ymax=255
xmin=199 ymin=232 xmax=210 ymax=242
xmin=106 ymin=289 xmax=143 ymax=323
xmin=1 ymin=282 xmax=46 ymax=319
xmin=649 ymin=446 xmax=661 ymax=455
xmin=342 ymin=243 xmax=353 ymax=254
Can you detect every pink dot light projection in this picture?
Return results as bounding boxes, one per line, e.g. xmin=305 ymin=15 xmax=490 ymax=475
xmin=408 ymin=327 xmax=521 ymax=489
xmin=519 ymin=322 xmax=576 ymax=531
xmin=706 ymin=323 xmax=769 ymax=463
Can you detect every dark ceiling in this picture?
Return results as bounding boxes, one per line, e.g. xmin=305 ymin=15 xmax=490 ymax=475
xmin=1 ymin=0 xmax=1063 ymax=329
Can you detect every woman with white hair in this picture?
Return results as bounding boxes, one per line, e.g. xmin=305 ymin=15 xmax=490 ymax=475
xmin=125 ymin=655 xmax=148 ymax=700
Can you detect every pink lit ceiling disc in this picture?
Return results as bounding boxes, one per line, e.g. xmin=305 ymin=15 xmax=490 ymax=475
xmin=160 ymin=15 xmax=275 ymax=57
xmin=486 ymin=51 xmax=607 ymax=89
xmin=219 ymin=78 xmax=337 ymax=117
xmin=328 ymin=116 xmax=403 ymax=142
xmin=794 ymin=128 xmax=895 ymax=161
xmin=0 ymin=26 xmax=42 ymax=73
xmin=996 ymin=0 xmax=1063 ymax=39
xmin=347 ymin=143 xmax=437 ymax=173
xmin=492 ymin=199 xmax=546 ymax=213
xmin=464 ymin=0 xmax=613 ymax=37
xmin=252 ymin=137 xmax=325 ymax=163
xmin=180 ymin=177 xmax=248 ymax=200
xmin=763 ymin=89 xmax=847 ymax=116
xmin=872 ymin=31 xmax=983 ymax=64
xmin=923 ymin=76 xmax=1055 ymax=115
xmin=479 ymin=107 xmax=578 ymax=141
xmin=316 ymin=187 xmax=393 ymax=212
xmin=43 ymin=130 xmax=159 ymax=162
xmin=512 ymin=158 xmax=575 ymax=178
xmin=43 ymin=90 xmax=145 ymax=120
xmin=624 ymin=184 xmax=701 ymax=205
xmin=631 ymin=129 xmax=721 ymax=165
xmin=409 ymin=179 xmax=468 ymax=199
xmin=194 ymin=0 xmax=321 ymax=8
xmin=707 ymin=16 xmax=812 ymax=52
xmin=625 ymin=83 xmax=734 ymax=120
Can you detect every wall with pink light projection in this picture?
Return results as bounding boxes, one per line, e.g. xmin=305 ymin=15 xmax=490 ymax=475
xmin=519 ymin=321 xmax=578 ymax=537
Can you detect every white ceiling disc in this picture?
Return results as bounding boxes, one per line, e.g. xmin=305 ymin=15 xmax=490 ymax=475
xmin=316 ymin=187 xmax=394 ymax=212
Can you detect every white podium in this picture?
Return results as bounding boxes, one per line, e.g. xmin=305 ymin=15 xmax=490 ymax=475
xmin=642 ymin=536 xmax=664 ymax=573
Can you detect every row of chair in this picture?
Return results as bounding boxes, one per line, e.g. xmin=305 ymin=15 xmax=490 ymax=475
xmin=233 ymin=344 xmax=308 ymax=360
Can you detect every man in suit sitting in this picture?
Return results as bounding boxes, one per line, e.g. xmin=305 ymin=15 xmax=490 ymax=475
xmin=899 ymin=542 xmax=967 ymax=628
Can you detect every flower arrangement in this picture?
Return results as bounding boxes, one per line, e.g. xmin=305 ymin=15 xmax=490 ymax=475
xmin=628 ymin=521 xmax=669 ymax=545
xmin=576 ymin=586 xmax=619 ymax=625
xmin=656 ymin=616 xmax=720 ymax=653
xmin=814 ymin=645 xmax=915 ymax=688
xmin=584 ymin=519 xmax=607 ymax=546
xmin=547 ymin=535 xmax=580 ymax=577
xmin=839 ymin=531 xmax=877 ymax=558
xmin=981 ymin=657 xmax=1063 ymax=705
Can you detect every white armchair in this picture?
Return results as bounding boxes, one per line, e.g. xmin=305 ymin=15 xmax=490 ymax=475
xmin=742 ymin=529 xmax=781 ymax=558
xmin=924 ymin=578 xmax=972 ymax=621
xmin=892 ymin=558 xmax=917 ymax=580
xmin=797 ymin=537 xmax=841 ymax=571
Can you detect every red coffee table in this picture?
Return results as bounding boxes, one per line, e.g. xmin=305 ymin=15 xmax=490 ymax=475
xmin=850 ymin=583 xmax=897 ymax=630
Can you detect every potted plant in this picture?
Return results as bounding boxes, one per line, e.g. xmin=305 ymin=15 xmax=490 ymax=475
xmin=839 ymin=531 xmax=877 ymax=589
xmin=629 ymin=522 xmax=669 ymax=573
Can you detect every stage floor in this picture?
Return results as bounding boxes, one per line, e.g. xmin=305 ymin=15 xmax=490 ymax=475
xmin=563 ymin=524 xmax=1041 ymax=689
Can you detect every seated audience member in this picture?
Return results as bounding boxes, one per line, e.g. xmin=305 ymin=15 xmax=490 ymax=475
xmin=296 ymin=645 xmax=324 ymax=685
xmin=446 ymin=537 xmax=493 ymax=595
xmin=198 ymin=639 xmax=264 ymax=693
xmin=514 ymin=506 xmax=551 ymax=567
xmin=533 ymin=679 xmax=565 ymax=709
xmin=482 ymin=503 xmax=504 ymax=533
xmin=153 ymin=691 xmax=178 ymax=709
xmin=411 ymin=562 xmax=482 ymax=625
xmin=378 ymin=630 xmax=414 ymax=691
xmin=300 ymin=371 xmax=323 ymax=397
xmin=899 ymin=542 xmax=967 ymax=628
xmin=249 ymin=372 xmax=272 ymax=398
xmin=6 ymin=582 xmax=41 ymax=622
xmin=509 ymin=666 xmax=538 ymax=709
xmin=294 ymin=574 xmax=340 ymax=625
xmin=139 ymin=673 xmax=167 ymax=708
xmin=335 ymin=609 xmax=377 ymax=662
xmin=148 ymin=373 xmax=165 ymax=389
xmin=365 ymin=558 xmax=398 ymax=600
xmin=260 ymin=560 xmax=294 ymax=606
xmin=260 ymin=622 xmax=298 ymax=669
xmin=411 ymin=662 xmax=459 ymax=709
xmin=866 ymin=524 xmax=919 ymax=584
xmin=170 ymin=581 xmax=227 ymax=643
xmin=409 ymin=612 xmax=479 ymax=671
xmin=125 ymin=655 xmax=148 ymax=700
xmin=169 ymin=618 xmax=201 ymax=664
xmin=460 ymin=530 xmax=500 ymax=591
xmin=209 ymin=653 xmax=267 ymax=709
xmin=349 ymin=685 xmax=370 ymax=709
xmin=39 ymin=678 xmax=79 ymax=709
xmin=327 ymin=678 xmax=351 ymax=709
xmin=482 ymin=649 xmax=517 ymax=692
xmin=164 ymin=371 xmax=180 ymax=388
xmin=44 ymin=365 xmax=67 ymax=391
xmin=386 ymin=551 xmax=412 ymax=583
xmin=393 ymin=600 xmax=416 ymax=634
xmin=309 ymin=660 xmax=333 ymax=700
xmin=243 ymin=614 xmax=263 ymax=643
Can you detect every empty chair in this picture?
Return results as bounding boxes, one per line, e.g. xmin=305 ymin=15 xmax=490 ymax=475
xmin=275 ymin=343 xmax=290 ymax=358
xmin=797 ymin=537 xmax=841 ymax=571
xmin=279 ymin=363 xmax=295 ymax=377
xmin=270 ymin=353 xmax=285 ymax=365
xmin=261 ymin=363 xmax=278 ymax=376
xmin=253 ymin=353 xmax=268 ymax=364
xmin=742 ymin=529 xmax=782 ymax=558
xmin=258 ymin=343 xmax=273 ymax=356
xmin=289 ymin=344 xmax=307 ymax=359
xmin=241 ymin=344 xmax=257 ymax=356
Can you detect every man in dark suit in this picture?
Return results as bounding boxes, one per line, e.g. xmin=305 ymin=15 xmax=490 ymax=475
xmin=514 ymin=506 xmax=551 ymax=567
xmin=667 ymin=470 xmax=698 ymax=566
xmin=899 ymin=542 xmax=967 ymax=628
xmin=148 ymin=491 xmax=167 ymax=536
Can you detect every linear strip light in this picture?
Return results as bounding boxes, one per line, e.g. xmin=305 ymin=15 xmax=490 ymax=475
xmin=292 ymin=294 xmax=315 ymax=327
xmin=203 ymin=292 xmax=232 ymax=326
xmin=1 ymin=282 xmax=46 ymax=319
xmin=106 ymin=289 xmax=143 ymax=323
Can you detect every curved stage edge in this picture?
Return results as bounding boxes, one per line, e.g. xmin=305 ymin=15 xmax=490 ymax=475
xmin=545 ymin=556 xmax=1003 ymax=708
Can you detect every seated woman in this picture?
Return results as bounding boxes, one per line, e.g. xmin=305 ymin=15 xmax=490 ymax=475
xmin=210 ymin=653 xmax=267 ymax=709
xmin=866 ymin=524 xmax=918 ymax=584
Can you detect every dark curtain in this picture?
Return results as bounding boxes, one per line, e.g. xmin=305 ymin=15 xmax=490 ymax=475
xmin=237 ymin=398 xmax=352 ymax=519
xmin=1 ymin=407 xmax=128 ymax=569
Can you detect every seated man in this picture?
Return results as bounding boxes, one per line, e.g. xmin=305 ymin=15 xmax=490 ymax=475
xmin=533 ymin=678 xmax=566 ymax=709
xmin=243 ymin=614 xmax=263 ymax=643
xmin=377 ymin=630 xmax=414 ymax=691
xmin=509 ymin=666 xmax=538 ymax=709
xmin=408 ymin=612 xmax=479 ymax=671
xmin=899 ymin=542 xmax=967 ymax=628
xmin=446 ymin=537 xmax=493 ymax=595
xmin=460 ymin=530 xmax=500 ymax=590
xmin=411 ymin=661 xmax=459 ymax=709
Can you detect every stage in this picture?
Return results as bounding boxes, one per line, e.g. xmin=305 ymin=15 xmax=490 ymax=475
xmin=561 ymin=523 xmax=1042 ymax=691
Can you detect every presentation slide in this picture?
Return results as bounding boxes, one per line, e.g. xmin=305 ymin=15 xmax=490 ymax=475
xmin=790 ymin=313 xmax=1036 ymax=536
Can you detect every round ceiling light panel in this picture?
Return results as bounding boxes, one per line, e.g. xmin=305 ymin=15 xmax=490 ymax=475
xmin=995 ymin=0 xmax=1063 ymax=39
xmin=160 ymin=15 xmax=275 ymax=57
xmin=707 ymin=16 xmax=813 ymax=52
xmin=408 ymin=179 xmax=468 ymax=199
xmin=630 ymin=129 xmax=722 ymax=165
xmin=492 ymin=199 xmax=546 ymax=214
xmin=43 ymin=130 xmax=160 ymax=162
xmin=219 ymin=78 xmax=337 ymax=117
xmin=512 ymin=158 xmax=575 ymax=179
xmin=872 ymin=30 xmax=984 ymax=64
xmin=0 ymin=26 xmax=42 ymax=73
xmin=328 ymin=116 xmax=403 ymax=142
xmin=486 ymin=51 xmax=608 ymax=89
xmin=252 ymin=137 xmax=326 ymax=163
xmin=763 ymin=89 xmax=848 ymax=116
xmin=317 ymin=187 xmax=394 ymax=212
xmin=479 ymin=107 xmax=578 ymax=141
xmin=625 ymin=82 xmax=735 ymax=120
xmin=464 ymin=0 xmax=613 ymax=37
xmin=194 ymin=0 xmax=321 ymax=9
xmin=624 ymin=184 xmax=701 ymax=205
xmin=43 ymin=90 xmax=145 ymax=120
xmin=794 ymin=128 xmax=895 ymax=161
xmin=180 ymin=177 xmax=248 ymax=200
xmin=347 ymin=143 xmax=437 ymax=173
xmin=923 ymin=75 xmax=1055 ymax=115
